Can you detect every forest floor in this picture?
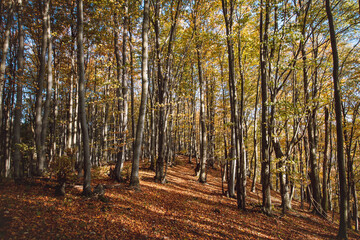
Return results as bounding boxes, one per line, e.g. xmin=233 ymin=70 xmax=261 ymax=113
xmin=0 ymin=155 xmax=359 ymax=240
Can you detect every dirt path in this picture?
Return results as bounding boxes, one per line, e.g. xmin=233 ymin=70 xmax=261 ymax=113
xmin=0 ymin=156 xmax=359 ymax=239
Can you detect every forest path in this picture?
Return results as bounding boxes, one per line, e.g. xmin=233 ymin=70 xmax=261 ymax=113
xmin=0 ymin=155 xmax=359 ymax=239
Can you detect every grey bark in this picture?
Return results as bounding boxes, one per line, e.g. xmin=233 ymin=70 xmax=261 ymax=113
xmin=196 ymin=48 xmax=207 ymax=183
xmin=77 ymin=0 xmax=91 ymax=196
xmin=35 ymin=0 xmax=50 ymax=175
xmin=129 ymin=0 xmax=149 ymax=189
xmin=41 ymin=11 xmax=53 ymax=166
xmin=322 ymin=107 xmax=329 ymax=212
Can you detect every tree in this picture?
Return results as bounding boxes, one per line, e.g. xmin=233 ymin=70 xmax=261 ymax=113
xmin=77 ymin=0 xmax=91 ymax=196
xmin=0 ymin=0 xmax=14 ymax=130
xmin=13 ymin=0 xmax=24 ymax=179
xmin=129 ymin=0 xmax=150 ymax=189
xmin=34 ymin=0 xmax=51 ymax=175
xmin=260 ymin=0 xmax=271 ymax=215
xmin=325 ymin=0 xmax=347 ymax=238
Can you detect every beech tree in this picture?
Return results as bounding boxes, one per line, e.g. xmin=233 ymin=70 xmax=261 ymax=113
xmin=130 ymin=0 xmax=150 ymax=189
xmin=0 ymin=1 xmax=359 ymax=234
xmin=77 ymin=0 xmax=91 ymax=196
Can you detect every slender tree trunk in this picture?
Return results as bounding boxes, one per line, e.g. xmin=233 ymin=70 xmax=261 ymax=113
xmin=119 ymin=0 xmax=129 ymax=171
xmin=0 ymin=1 xmax=14 ymax=133
xmin=41 ymin=12 xmax=53 ymax=167
xmin=325 ymin=0 xmax=347 ymax=238
xmin=13 ymin=0 xmax=24 ymax=180
xmin=154 ymin=0 xmax=165 ymax=183
xmin=35 ymin=0 xmax=50 ymax=175
xmin=130 ymin=0 xmax=149 ymax=189
xmin=67 ymin=41 xmax=75 ymax=149
xmin=251 ymin=76 xmax=260 ymax=192
xmin=197 ymin=48 xmax=207 ymax=183
xmin=113 ymin=7 xmax=124 ymax=181
xmin=129 ymin=29 xmax=135 ymax=153
xmin=259 ymin=0 xmax=271 ymax=215
xmin=77 ymin=0 xmax=91 ymax=196
xmin=322 ymin=107 xmax=329 ymax=212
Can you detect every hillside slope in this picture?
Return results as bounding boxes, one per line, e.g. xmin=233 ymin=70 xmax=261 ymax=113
xmin=0 ymin=156 xmax=359 ymax=239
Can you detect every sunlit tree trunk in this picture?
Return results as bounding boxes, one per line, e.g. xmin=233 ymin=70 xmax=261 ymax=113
xmin=322 ymin=107 xmax=329 ymax=212
xmin=77 ymin=0 xmax=91 ymax=196
xmin=196 ymin=48 xmax=207 ymax=183
xmin=129 ymin=0 xmax=149 ymax=189
xmin=41 ymin=11 xmax=53 ymax=166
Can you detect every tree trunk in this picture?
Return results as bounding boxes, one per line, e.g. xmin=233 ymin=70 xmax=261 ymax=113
xmin=322 ymin=107 xmax=329 ymax=212
xmin=41 ymin=12 xmax=53 ymax=167
xmin=197 ymin=48 xmax=207 ymax=183
xmin=13 ymin=0 xmax=24 ymax=180
xmin=0 ymin=1 xmax=14 ymax=133
xmin=251 ymin=76 xmax=260 ymax=192
xmin=77 ymin=0 xmax=91 ymax=196
xmin=325 ymin=0 xmax=348 ymax=238
xmin=260 ymin=0 xmax=271 ymax=215
xmin=113 ymin=6 xmax=124 ymax=182
xmin=129 ymin=0 xmax=149 ymax=189
xmin=34 ymin=0 xmax=50 ymax=175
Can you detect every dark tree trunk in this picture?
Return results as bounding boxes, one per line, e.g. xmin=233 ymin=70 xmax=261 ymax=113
xmin=325 ymin=0 xmax=348 ymax=238
xmin=13 ymin=0 xmax=24 ymax=180
xmin=0 ymin=1 xmax=14 ymax=134
xmin=260 ymin=0 xmax=271 ymax=215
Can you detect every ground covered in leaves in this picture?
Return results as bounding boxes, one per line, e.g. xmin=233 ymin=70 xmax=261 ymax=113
xmin=1 ymin=156 xmax=359 ymax=239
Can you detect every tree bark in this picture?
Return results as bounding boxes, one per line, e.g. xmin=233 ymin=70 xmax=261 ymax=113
xmin=0 ymin=0 xmax=14 ymax=133
xmin=325 ymin=0 xmax=348 ymax=238
xmin=41 ymin=10 xmax=53 ymax=167
xmin=322 ymin=107 xmax=329 ymax=212
xmin=129 ymin=0 xmax=149 ymax=189
xmin=77 ymin=0 xmax=91 ymax=196
xmin=260 ymin=0 xmax=271 ymax=215
xmin=34 ymin=0 xmax=51 ymax=175
xmin=13 ymin=0 xmax=24 ymax=180
xmin=196 ymin=48 xmax=207 ymax=183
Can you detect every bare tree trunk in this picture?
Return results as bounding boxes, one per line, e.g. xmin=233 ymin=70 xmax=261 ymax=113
xmin=129 ymin=0 xmax=149 ymax=189
xmin=0 ymin=1 xmax=14 ymax=133
xmin=325 ymin=0 xmax=347 ymax=238
xmin=119 ymin=0 xmax=129 ymax=174
xmin=77 ymin=0 xmax=91 ymax=196
xmin=260 ymin=0 xmax=271 ymax=215
xmin=251 ymin=76 xmax=260 ymax=192
xmin=197 ymin=48 xmax=207 ymax=183
xmin=113 ymin=6 xmax=124 ymax=181
xmin=154 ymin=0 xmax=166 ymax=183
xmin=41 ymin=11 xmax=53 ymax=167
xmin=322 ymin=107 xmax=329 ymax=212
xmin=13 ymin=0 xmax=24 ymax=180
xmin=35 ymin=0 xmax=50 ymax=175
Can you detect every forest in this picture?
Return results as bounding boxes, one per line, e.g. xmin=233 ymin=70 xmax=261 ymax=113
xmin=1 ymin=0 xmax=360 ymax=239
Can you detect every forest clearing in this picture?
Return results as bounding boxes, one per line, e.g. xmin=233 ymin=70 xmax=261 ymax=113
xmin=1 ymin=156 xmax=359 ymax=240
